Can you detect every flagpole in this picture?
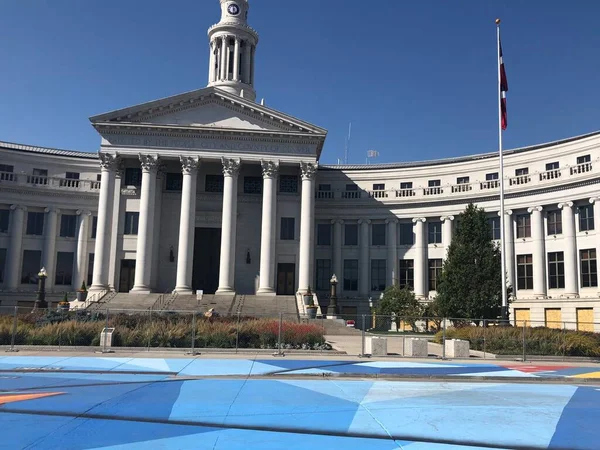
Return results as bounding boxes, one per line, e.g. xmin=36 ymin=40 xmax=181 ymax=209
xmin=496 ymin=18 xmax=509 ymax=323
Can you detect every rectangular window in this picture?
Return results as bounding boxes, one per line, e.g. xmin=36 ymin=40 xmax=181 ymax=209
xmin=0 ymin=209 xmax=9 ymax=233
xmin=399 ymin=259 xmax=414 ymax=289
xmin=55 ymin=252 xmax=74 ymax=286
xmin=29 ymin=168 xmax=48 ymax=185
xmin=546 ymin=210 xmax=562 ymax=235
xmin=487 ymin=216 xmax=501 ymax=240
xmin=548 ymin=252 xmax=565 ymax=289
xmin=26 ymin=212 xmax=44 ymax=236
xmin=315 ymin=259 xmax=331 ymax=291
xmin=371 ymin=259 xmax=386 ymax=291
xmin=343 ymin=259 xmax=358 ymax=291
xmin=428 ymin=221 xmax=442 ymax=244
xmin=428 ymin=180 xmax=441 ymax=187
xmin=399 ymin=223 xmax=414 ymax=245
xmin=21 ymin=250 xmax=42 ymax=284
xmin=372 ymin=224 xmax=386 ymax=246
xmin=373 ymin=183 xmax=385 ymax=191
xmin=0 ymin=164 xmax=14 ymax=181
xmin=243 ymin=176 xmax=263 ymax=194
xmin=124 ymin=168 xmax=142 ymax=187
xmin=166 ymin=173 xmax=183 ymax=191
xmin=205 ymin=174 xmax=224 ymax=193
xmin=546 ymin=162 xmax=559 ymax=171
xmin=317 ymin=223 xmax=331 ymax=246
xmin=426 ymin=179 xmax=442 ymax=195
xmin=280 ymin=217 xmax=295 ymax=240
xmin=482 ymin=172 xmax=500 ymax=189
xmin=59 ymin=214 xmax=77 ymax=238
xmin=124 ymin=212 xmax=139 ymax=235
xmin=65 ymin=172 xmax=80 ymax=180
xmin=580 ymin=249 xmax=598 ymax=288
xmin=517 ymin=254 xmax=533 ymax=290
xmin=345 ymin=184 xmax=358 ymax=191
xmin=428 ymin=259 xmax=443 ymax=291
xmin=453 ymin=176 xmax=470 ymax=192
xmin=515 ymin=168 xmax=529 ymax=176
xmin=318 ymin=184 xmax=331 ymax=191
xmin=91 ymin=216 xmax=98 ymax=239
xmin=344 ymin=224 xmax=358 ymax=246
xmin=457 ymin=176 xmax=469 ymax=184
xmin=0 ymin=248 xmax=6 ymax=283
xmin=87 ymin=253 xmax=94 ymax=287
xmin=579 ymin=204 xmax=595 ymax=232
xmin=96 ymin=174 xmax=102 ymax=182
xmin=400 ymin=182 xmax=413 ymax=189
xmin=577 ymin=155 xmax=591 ymax=164
xmin=279 ymin=175 xmax=298 ymax=193
xmin=516 ymin=214 xmax=531 ymax=238
xmin=486 ymin=172 xmax=499 ymax=180
xmin=61 ymin=171 xmax=80 ymax=187
xmin=573 ymin=154 xmax=593 ymax=174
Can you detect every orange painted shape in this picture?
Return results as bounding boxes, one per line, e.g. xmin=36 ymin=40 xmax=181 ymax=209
xmin=0 ymin=392 xmax=64 ymax=405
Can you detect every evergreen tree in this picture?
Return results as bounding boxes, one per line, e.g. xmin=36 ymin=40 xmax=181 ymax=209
xmin=436 ymin=203 xmax=509 ymax=321
xmin=376 ymin=285 xmax=422 ymax=331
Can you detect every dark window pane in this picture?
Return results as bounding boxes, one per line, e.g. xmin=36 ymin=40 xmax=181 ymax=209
xmin=60 ymin=215 xmax=77 ymax=238
xmin=428 ymin=221 xmax=442 ymax=244
xmin=399 ymin=259 xmax=414 ymax=289
xmin=55 ymin=252 xmax=74 ymax=285
xmin=280 ymin=217 xmax=295 ymax=240
xmin=21 ymin=250 xmax=42 ymax=284
xmin=124 ymin=212 xmax=139 ymax=235
xmin=91 ymin=216 xmax=98 ymax=239
xmin=343 ymin=259 xmax=358 ymax=291
xmin=166 ymin=173 xmax=183 ymax=191
xmin=205 ymin=174 xmax=224 ymax=193
xmin=428 ymin=259 xmax=443 ymax=291
xmin=371 ymin=259 xmax=386 ymax=291
xmin=399 ymin=223 xmax=414 ymax=245
xmin=0 ymin=209 xmax=9 ymax=233
xmin=124 ymin=168 xmax=142 ymax=187
xmin=344 ymin=224 xmax=358 ymax=246
xmin=317 ymin=224 xmax=331 ymax=246
xmin=315 ymin=259 xmax=331 ymax=291
xmin=26 ymin=212 xmax=44 ymax=236
xmin=279 ymin=175 xmax=298 ymax=193
xmin=372 ymin=224 xmax=386 ymax=246
xmin=243 ymin=176 xmax=263 ymax=194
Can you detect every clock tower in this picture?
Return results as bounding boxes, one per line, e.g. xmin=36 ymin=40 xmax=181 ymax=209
xmin=207 ymin=0 xmax=259 ymax=101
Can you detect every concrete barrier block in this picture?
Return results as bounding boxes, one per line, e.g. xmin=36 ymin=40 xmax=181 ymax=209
xmin=445 ymin=339 xmax=470 ymax=358
xmin=404 ymin=338 xmax=428 ymax=357
xmin=365 ymin=336 xmax=388 ymax=356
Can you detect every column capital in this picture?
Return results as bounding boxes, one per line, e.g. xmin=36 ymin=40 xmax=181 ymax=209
xmin=498 ymin=209 xmax=513 ymax=216
xmin=44 ymin=207 xmax=60 ymax=214
xmin=300 ymin=161 xmax=318 ymax=181
xmin=261 ymin=160 xmax=280 ymax=179
xmin=99 ymin=153 xmax=121 ymax=171
xmin=412 ymin=217 xmax=426 ymax=223
xmin=385 ymin=218 xmax=399 ymax=225
xmin=358 ymin=219 xmax=371 ymax=225
xmin=180 ymin=156 xmax=201 ymax=174
xmin=331 ymin=219 xmax=344 ymax=225
xmin=10 ymin=204 xmax=27 ymax=212
xmin=589 ymin=197 xmax=599 ymax=204
xmin=221 ymin=157 xmax=241 ymax=177
xmin=138 ymin=154 xmax=160 ymax=173
xmin=76 ymin=210 xmax=92 ymax=217
xmin=558 ymin=201 xmax=574 ymax=209
xmin=527 ymin=206 xmax=543 ymax=213
xmin=440 ymin=215 xmax=455 ymax=222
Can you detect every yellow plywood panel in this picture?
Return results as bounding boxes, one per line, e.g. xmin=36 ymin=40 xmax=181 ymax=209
xmin=514 ymin=309 xmax=530 ymax=327
xmin=570 ymin=371 xmax=600 ymax=379
xmin=577 ymin=308 xmax=594 ymax=332
xmin=399 ymin=320 xmax=414 ymax=332
xmin=545 ymin=308 xmax=562 ymax=329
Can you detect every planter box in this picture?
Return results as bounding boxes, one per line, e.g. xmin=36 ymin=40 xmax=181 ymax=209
xmin=365 ymin=336 xmax=387 ymax=356
xmin=404 ymin=338 xmax=428 ymax=357
xmin=445 ymin=339 xmax=470 ymax=358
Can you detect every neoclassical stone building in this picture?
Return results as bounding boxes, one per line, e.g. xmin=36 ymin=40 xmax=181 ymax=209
xmin=0 ymin=0 xmax=599 ymax=329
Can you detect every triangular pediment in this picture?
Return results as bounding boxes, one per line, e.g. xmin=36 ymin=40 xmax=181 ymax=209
xmin=90 ymin=87 xmax=326 ymax=136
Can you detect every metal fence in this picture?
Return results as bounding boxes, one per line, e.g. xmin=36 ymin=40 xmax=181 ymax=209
xmin=357 ymin=314 xmax=600 ymax=361
xmin=0 ymin=306 xmax=328 ymax=355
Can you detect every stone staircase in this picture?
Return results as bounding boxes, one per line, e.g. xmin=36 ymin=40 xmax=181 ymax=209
xmin=88 ymin=293 xmax=159 ymax=312
xmin=232 ymin=295 xmax=298 ymax=319
xmin=307 ymin=318 xmax=363 ymax=335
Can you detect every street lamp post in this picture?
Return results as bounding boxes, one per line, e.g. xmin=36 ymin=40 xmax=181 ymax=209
xmin=327 ymin=274 xmax=338 ymax=318
xmin=34 ymin=267 xmax=48 ymax=310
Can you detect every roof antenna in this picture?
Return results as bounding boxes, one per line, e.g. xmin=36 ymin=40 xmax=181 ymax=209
xmin=344 ymin=122 xmax=352 ymax=164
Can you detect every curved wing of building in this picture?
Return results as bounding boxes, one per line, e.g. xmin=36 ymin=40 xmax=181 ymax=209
xmin=0 ymin=1 xmax=598 ymax=329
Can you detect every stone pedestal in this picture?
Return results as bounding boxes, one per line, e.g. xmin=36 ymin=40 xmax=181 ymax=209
xmin=404 ymin=338 xmax=428 ymax=357
xmin=365 ymin=336 xmax=388 ymax=356
xmin=445 ymin=339 xmax=470 ymax=358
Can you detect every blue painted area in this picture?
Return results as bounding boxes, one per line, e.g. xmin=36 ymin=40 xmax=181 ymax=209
xmin=549 ymin=387 xmax=600 ymax=450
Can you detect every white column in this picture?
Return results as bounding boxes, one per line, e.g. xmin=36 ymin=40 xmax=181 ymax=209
xmin=592 ymin=197 xmax=600 ymax=276
xmin=72 ymin=210 xmax=91 ymax=291
xmin=243 ymin=41 xmax=251 ymax=84
xmin=257 ymin=160 xmax=279 ymax=295
xmin=208 ymin=40 xmax=215 ymax=83
xmin=358 ymin=219 xmax=370 ymax=296
xmin=413 ymin=217 xmax=427 ymax=298
xmin=501 ymin=210 xmax=515 ymax=293
xmin=386 ymin=218 xmax=398 ymax=286
xmin=220 ymin=36 xmax=228 ymax=80
xmin=233 ymin=37 xmax=240 ymax=82
xmin=216 ymin=157 xmax=241 ymax=294
xmin=559 ymin=201 xmax=578 ymax=297
xmin=151 ymin=171 xmax=163 ymax=291
xmin=5 ymin=205 xmax=26 ymax=290
xmin=90 ymin=154 xmax=119 ymax=293
xmin=332 ymin=219 xmax=343 ymax=292
xmin=298 ymin=162 xmax=317 ymax=294
xmin=528 ymin=206 xmax=546 ymax=298
xmin=440 ymin=215 xmax=454 ymax=261
xmin=131 ymin=154 xmax=159 ymax=293
xmin=174 ymin=157 xmax=200 ymax=294
xmin=107 ymin=170 xmax=122 ymax=291
xmin=42 ymin=207 xmax=59 ymax=291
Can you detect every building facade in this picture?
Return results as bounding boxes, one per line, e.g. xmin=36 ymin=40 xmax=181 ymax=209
xmin=0 ymin=0 xmax=599 ymax=328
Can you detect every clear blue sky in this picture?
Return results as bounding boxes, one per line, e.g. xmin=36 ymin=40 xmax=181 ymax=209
xmin=1 ymin=0 xmax=599 ymax=165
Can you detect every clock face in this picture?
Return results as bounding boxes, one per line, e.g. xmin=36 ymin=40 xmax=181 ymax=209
xmin=227 ymin=3 xmax=240 ymax=15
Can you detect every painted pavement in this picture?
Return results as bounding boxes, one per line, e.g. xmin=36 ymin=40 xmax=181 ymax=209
xmin=0 ymin=357 xmax=599 ymax=449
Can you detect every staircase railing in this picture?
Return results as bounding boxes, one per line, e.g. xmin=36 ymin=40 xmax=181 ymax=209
xmin=82 ymin=290 xmax=107 ymax=309
xmin=149 ymin=291 xmax=176 ymax=312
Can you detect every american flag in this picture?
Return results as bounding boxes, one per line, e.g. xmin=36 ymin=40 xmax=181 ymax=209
xmin=499 ymin=40 xmax=508 ymax=130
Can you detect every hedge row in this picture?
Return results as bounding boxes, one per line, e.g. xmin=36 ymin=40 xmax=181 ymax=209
xmin=0 ymin=311 xmax=326 ymax=350
xmin=434 ymin=326 xmax=600 ymax=357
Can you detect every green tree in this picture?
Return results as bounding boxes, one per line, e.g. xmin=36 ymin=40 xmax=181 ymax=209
xmin=436 ymin=203 xmax=509 ymax=322
xmin=376 ymin=285 xmax=422 ymax=331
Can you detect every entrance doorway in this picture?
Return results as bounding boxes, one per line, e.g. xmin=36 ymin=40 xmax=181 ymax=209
xmin=119 ymin=259 xmax=136 ymax=292
xmin=192 ymin=228 xmax=221 ymax=294
xmin=276 ymin=263 xmax=295 ymax=295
